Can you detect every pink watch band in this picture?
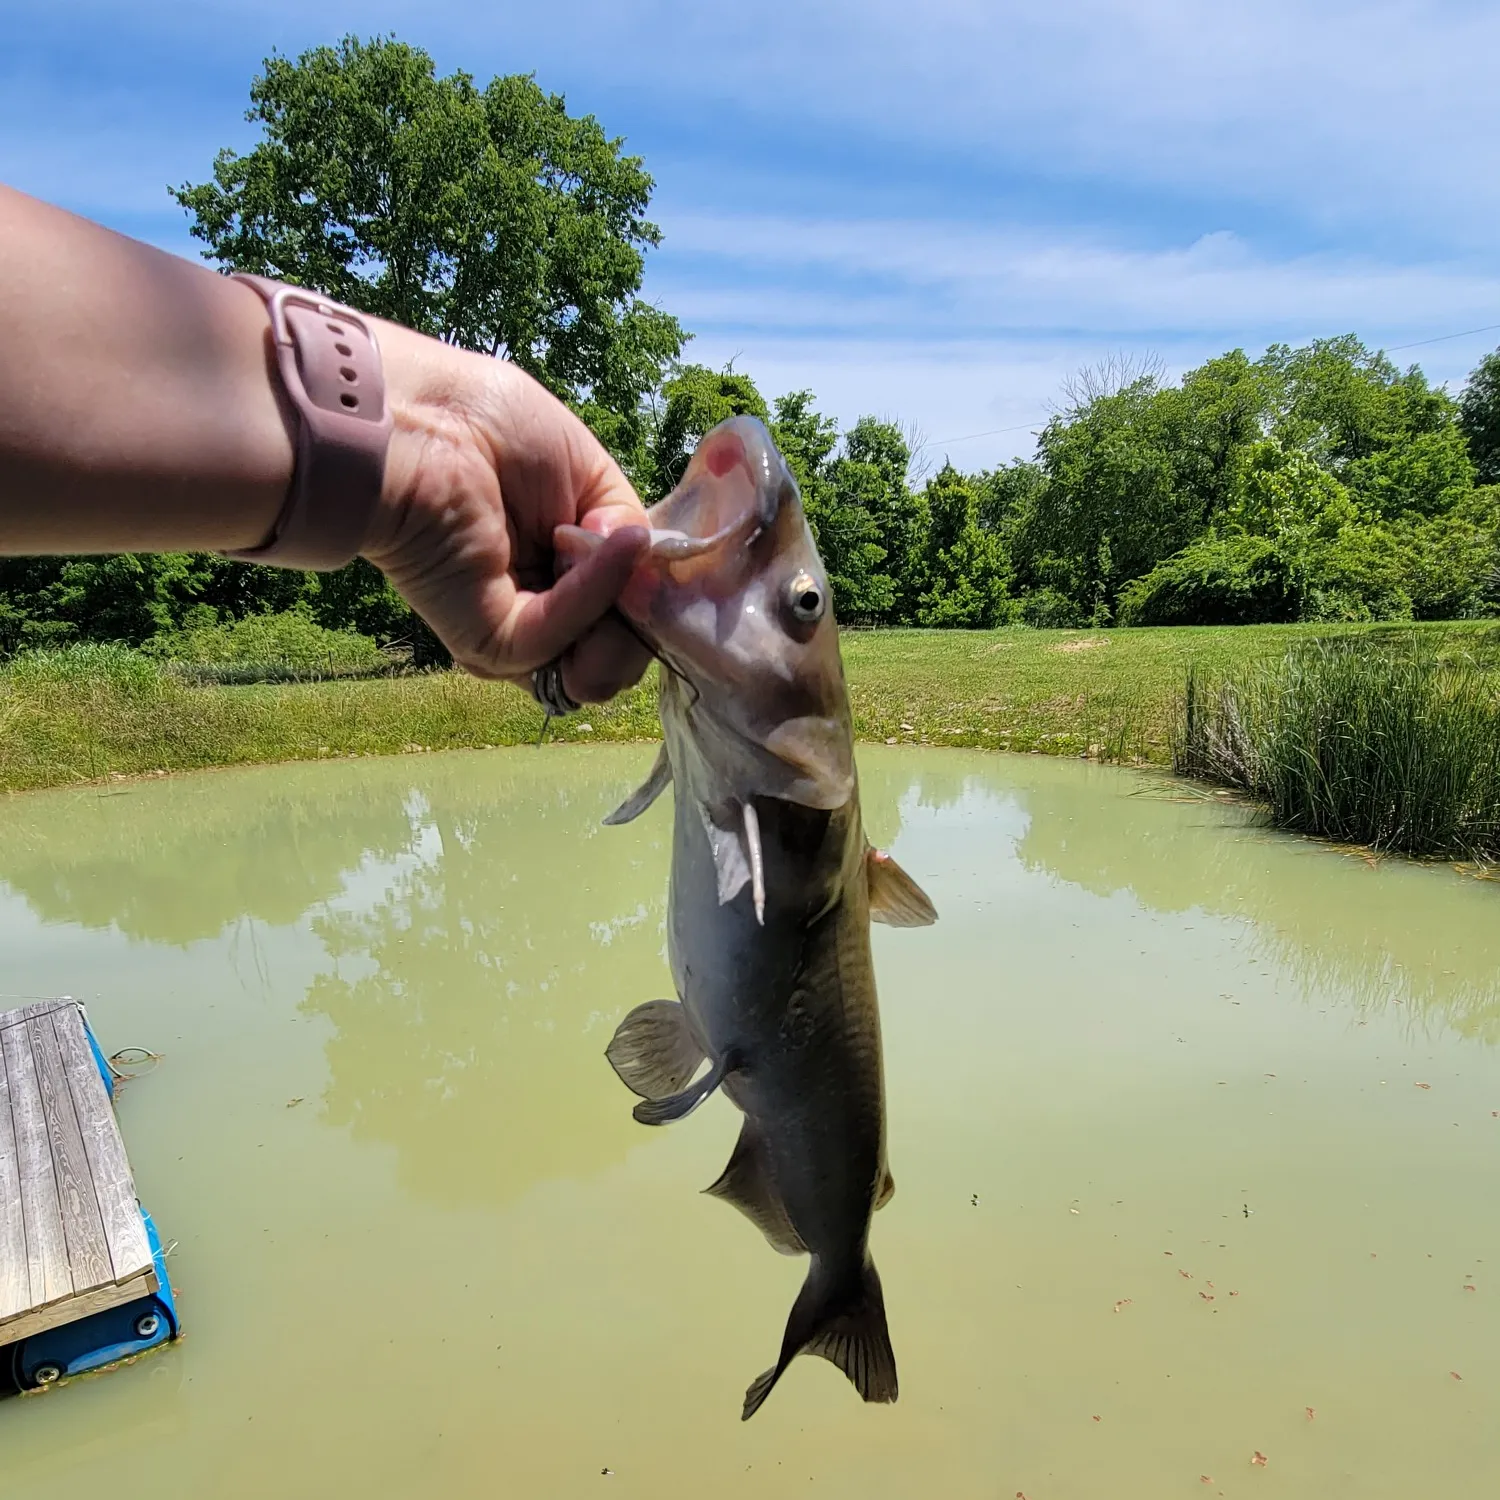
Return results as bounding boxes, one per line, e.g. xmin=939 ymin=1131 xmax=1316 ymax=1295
xmin=225 ymin=273 xmax=394 ymax=571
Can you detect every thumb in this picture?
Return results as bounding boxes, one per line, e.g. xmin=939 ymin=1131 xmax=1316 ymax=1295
xmin=495 ymin=525 xmax=649 ymax=673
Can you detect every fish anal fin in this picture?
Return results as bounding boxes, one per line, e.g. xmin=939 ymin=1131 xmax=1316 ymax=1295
xmin=605 ymin=999 xmax=705 ymax=1101
xmin=866 ymin=848 xmax=937 ymax=927
xmin=875 ymin=1166 xmax=895 ymax=1210
xmin=742 ymin=1257 xmax=898 ymax=1421
xmin=603 ymin=746 xmax=672 ymax=826
xmin=704 ymin=1120 xmax=806 ymax=1256
xmin=632 ymin=1050 xmax=731 ymax=1127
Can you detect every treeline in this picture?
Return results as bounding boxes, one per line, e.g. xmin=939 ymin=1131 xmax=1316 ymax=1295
xmin=3 ymin=35 xmax=1500 ymax=656
xmin=636 ymin=339 xmax=1500 ymax=631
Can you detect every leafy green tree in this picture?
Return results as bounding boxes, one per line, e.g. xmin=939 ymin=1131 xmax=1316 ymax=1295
xmin=770 ymin=390 xmax=840 ymax=497
xmin=1260 ymin=336 xmax=1470 ymax=515
xmin=173 ymin=34 xmax=684 ymax=458
xmin=1022 ymin=375 xmax=1193 ymax=616
xmin=1116 ymin=534 xmax=1297 ymax=626
xmin=974 ymin=461 xmax=1046 ymax=534
xmin=915 ymin=465 xmax=1014 ymax=626
xmin=0 ymin=555 xmax=217 ymax=652
xmin=828 ymin=418 xmax=927 ymax=622
xmin=1460 ymin=349 xmax=1500 ymax=486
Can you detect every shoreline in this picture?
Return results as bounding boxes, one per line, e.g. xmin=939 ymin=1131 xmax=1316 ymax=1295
xmin=2 ymin=621 xmax=1493 ymax=797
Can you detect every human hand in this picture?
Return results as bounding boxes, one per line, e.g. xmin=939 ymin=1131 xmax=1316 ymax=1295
xmin=364 ymin=321 xmax=652 ymax=702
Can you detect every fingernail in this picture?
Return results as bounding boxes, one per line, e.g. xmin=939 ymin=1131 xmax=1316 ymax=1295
xmin=610 ymin=525 xmax=650 ymax=553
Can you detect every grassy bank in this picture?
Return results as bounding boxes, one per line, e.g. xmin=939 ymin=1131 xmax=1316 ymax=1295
xmin=2 ymin=623 xmax=1496 ymax=795
xmin=1177 ymin=633 xmax=1500 ymax=860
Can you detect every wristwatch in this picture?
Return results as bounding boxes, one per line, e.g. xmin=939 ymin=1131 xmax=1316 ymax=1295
xmin=225 ymin=273 xmax=394 ymax=571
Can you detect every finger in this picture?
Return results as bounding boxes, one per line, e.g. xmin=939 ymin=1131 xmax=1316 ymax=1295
xmin=552 ymin=522 xmax=603 ymax=574
xmin=499 ymin=524 xmax=648 ymax=672
xmin=562 ymin=615 xmax=653 ymax=703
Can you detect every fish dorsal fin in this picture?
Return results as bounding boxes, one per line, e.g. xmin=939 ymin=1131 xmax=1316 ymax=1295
xmin=704 ymin=1119 xmax=807 ymax=1256
xmin=603 ymin=745 xmax=672 ymax=826
xmin=632 ymin=1049 xmax=732 ymax=1127
xmin=866 ymin=848 xmax=937 ymax=927
xmin=605 ymin=998 xmax=705 ymax=1101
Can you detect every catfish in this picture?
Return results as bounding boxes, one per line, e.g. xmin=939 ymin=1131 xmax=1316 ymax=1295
xmin=559 ymin=416 xmax=936 ymax=1420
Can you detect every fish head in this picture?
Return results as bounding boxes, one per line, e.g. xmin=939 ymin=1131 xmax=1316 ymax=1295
xmin=622 ymin=416 xmax=854 ymax=810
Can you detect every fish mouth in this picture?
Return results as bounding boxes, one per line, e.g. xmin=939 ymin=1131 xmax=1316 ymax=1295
xmin=764 ymin=716 xmax=855 ymax=809
xmin=640 ymin=421 xmax=781 ymax=571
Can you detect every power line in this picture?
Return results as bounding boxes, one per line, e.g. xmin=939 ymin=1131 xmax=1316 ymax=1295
xmin=1384 ymin=322 xmax=1500 ymax=352
xmin=926 ymin=418 xmax=1049 ymax=446
xmin=923 ymin=319 xmax=1500 ymax=448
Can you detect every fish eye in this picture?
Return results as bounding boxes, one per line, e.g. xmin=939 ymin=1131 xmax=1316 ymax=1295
xmin=787 ymin=572 xmax=825 ymax=624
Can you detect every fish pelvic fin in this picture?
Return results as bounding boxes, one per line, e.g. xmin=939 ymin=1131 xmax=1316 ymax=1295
xmin=866 ymin=848 xmax=938 ymax=927
xmin=875 ymin=1165 xmax=895 ymax=1210
xmin=603 ymin=745 xmax=672 ymax=826
xmin=742 ymin=1257 xmax=898 ymax=1421
xmin=632 ymin=1048 xmax=733 ymax=1127
xmin=605 ymin=999 xmax=706 ymax=1101
xmin=704 ymin=1119 xmax=806 ymax=1256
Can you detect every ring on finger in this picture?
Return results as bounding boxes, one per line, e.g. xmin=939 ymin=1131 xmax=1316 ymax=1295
xmin=530 ymin=658 xmax=580 ymax=716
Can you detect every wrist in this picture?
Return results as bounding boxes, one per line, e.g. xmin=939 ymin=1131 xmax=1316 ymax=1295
xmin=224 ymin=276 xmax=394 ymax=571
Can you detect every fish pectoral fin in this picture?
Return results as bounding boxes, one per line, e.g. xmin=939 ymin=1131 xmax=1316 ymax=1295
xmin=701 ymin=802 xmax=752 ymax=907
xmin=742 ymin=1257 xmax=898 ymax=1421
xmin=605 ymin=999 xmax=706 ymax=1101
xmin=875 ymin=1166 xmax=895 ymax=1210
xmin=603 ymin=746 xmax=672 ymax=826
xmin=631 ymin=1049 xmax=732 ymax=1127
xmin=866 ymin=847 xmax=938 ymax=927
xmin=704 ymin=1120 xmax=806 ymax=1256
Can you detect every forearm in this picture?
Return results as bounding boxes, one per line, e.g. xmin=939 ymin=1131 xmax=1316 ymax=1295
xmin=0 ymin=183 xmax=293 ymax=554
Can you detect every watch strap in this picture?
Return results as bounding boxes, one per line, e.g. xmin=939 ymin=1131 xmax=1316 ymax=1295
xmin=225 ymin=273 xmax=393 ymax=571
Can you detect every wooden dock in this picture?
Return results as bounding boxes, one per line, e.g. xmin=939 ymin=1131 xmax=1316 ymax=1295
xmin=0 ymin=1002 xmax=158 ymax=1350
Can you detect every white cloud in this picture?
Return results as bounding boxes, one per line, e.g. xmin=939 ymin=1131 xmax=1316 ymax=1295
xmin=652 ymin=214 xmax=1500 ymax=343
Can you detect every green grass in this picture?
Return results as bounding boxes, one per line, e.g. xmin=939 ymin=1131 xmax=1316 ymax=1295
xmin=2 ymin=622 xmax=1496 ymax=796
xmin=1176 ymin=631 xmax=1500 ymax=860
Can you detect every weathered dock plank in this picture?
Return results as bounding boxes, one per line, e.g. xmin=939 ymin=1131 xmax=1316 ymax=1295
xmin=30 ymin=1013 xmax=114 ymax=1291
xmin=0 ymin=1049 xmax=29 ymax=1324
xmin=53 ymin=1004 xmax=153 ymax=1284
xmin=2 ymin=1019 xmax=73 ymax=1312
xmin=0 ymin=1002 xmax=158 ymax=1348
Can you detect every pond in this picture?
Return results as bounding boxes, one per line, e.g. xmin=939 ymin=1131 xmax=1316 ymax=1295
xmin=0 ymin=745 xmax=1497 ymax=1498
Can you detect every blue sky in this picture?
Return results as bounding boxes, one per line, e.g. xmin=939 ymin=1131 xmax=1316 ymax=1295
xmin=5 ymin=0 xmax=1499 ymax=468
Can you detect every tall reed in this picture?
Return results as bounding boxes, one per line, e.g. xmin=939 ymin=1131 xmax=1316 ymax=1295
xmin=1175 ymin=633 xmax=1500 ymax=860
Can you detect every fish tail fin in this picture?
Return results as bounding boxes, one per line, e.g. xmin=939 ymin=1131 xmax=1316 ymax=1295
xmin=741 ymin=1256 xmax=898 ymax=1421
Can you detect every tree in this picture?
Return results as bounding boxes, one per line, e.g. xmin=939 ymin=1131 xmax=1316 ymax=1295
xmin=173 ymin=35 xmax=684 ymax=456
xmin=0 ymin=555 xmax=216 ymax=652
xmin=915 ymin=466 xmax=1014 ymax=627
xmin=1259 ymin=336 xmax=1470 ymax=514
xmin=1022 ymin=374 xmax=1196 ymax=618
xmin=1460 ymin=348 xmax=1500 ymax=487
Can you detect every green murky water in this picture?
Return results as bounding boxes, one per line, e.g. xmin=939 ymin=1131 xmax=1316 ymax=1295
xmin=1 ymin=745 xmax=1497 ymax=1498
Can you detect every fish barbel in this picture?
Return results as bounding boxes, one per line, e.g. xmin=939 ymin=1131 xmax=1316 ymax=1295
xmin=559 ymin=415 xmax=936 ymax=1419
